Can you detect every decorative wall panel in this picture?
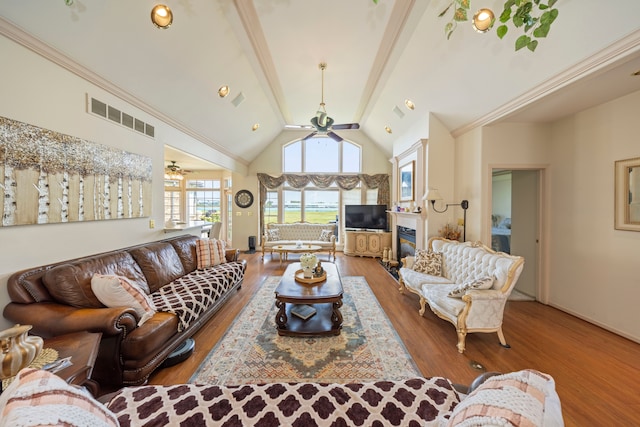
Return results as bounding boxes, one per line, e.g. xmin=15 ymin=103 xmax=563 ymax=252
xmin=0 ymin=116 xmax=152 ymax=227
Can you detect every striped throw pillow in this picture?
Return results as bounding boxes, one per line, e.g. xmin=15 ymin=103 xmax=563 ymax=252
xmin=196 ymin=238 xmax=227 ymax=269
xmin=447 ymin=369 xmax=553 ymax=427
xmin=0 ymin=368 xmax=118 ymax=427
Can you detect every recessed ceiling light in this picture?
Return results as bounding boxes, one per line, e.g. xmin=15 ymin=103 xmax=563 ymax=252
xmin=218 ymin=86 xmax=230 ymax=98
xmin=404 ymin=99 xmax=415 ymax=110
xmin=252 ymin=123 xmax=259 ymax=131
xmin=384 ymin=126 xmax=392 ymax=134
xmin=151 ymin=5 xmax=173 ymax=29
xmin=472 ymin=8 xmax=495 ymax=33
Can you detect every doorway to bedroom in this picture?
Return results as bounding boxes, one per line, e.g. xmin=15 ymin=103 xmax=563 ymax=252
xmin=491 ymin=169 xmax=540 ymax=300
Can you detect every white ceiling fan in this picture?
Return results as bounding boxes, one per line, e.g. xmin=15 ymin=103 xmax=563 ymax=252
xmin=286 ymin=63 xmax=359 ymax=142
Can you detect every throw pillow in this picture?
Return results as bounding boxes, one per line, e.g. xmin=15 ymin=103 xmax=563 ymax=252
xmin=448 ymin=276 xmax=494 ymax=298
xmin=0 ymin=368 xmax=119 ymax=427
xmin=412 ymin=249 xmax=442 ymax=276
xmin=266 ymin=228 xmax=280 ymax=242
xmin=196 ymin=238 xmax=226 ymax=269
xmin=91 ymin=274 xmax=156 ymax=326
xmin=319 ymin=229 xmax=333 ymax=242
xmin=447 ymin=369 xmax=554 ymax=427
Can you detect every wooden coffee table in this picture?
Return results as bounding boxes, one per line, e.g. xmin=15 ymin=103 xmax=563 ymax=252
xmin=274 ymin=262 xmax=343 ymax=337
xmin=272 ymin=244 xmax=322 ymax=265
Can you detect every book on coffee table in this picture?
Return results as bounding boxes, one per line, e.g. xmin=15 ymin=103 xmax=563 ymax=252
xmin=291 ymin=304 xmax=317 ymax=320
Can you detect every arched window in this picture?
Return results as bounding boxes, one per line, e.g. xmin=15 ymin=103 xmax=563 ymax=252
xmin=268 ymin=137 xmax=367 ymax=233
xmin=284 ymin=137 xmax=361 ymax=173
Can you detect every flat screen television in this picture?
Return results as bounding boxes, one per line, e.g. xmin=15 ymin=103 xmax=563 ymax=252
xmin=344 ymin=204 xmax=388 ymax=231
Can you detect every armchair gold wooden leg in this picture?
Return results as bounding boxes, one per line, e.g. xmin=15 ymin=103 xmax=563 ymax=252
xmin=497 ymin=328 xmax=511 ymax=348
xmin=456 ymin=329 xmax=467 ymax=353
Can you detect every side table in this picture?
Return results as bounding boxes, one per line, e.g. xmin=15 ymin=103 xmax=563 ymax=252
xmin=44 ymin=331 xmax=102 ymax=396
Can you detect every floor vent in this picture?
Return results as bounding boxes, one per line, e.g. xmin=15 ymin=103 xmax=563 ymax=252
xmin=88 ymin=95 xmax=155 ymax=138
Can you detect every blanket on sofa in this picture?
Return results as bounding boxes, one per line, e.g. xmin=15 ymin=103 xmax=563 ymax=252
xmin=152 ymin=262 xmax=245 ymax=332
xmin=106 ymin=378 xmax=461 ymax=426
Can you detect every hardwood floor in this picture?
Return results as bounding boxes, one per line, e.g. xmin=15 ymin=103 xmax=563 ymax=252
xmin=149 ymin=252 xmax=640 ymax=426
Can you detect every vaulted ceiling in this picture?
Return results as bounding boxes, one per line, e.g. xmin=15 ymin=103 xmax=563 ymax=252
xmin=1 ymin=1 xmax=640 ymax=172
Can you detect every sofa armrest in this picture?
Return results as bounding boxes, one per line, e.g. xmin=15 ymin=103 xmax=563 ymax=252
xmin=3 ymin=302 xmax=137 ymax=338
xmin=225 ymin=248 xmax=240 ymax=262
xmin=462 ymin=289 xmax=505 ymax=301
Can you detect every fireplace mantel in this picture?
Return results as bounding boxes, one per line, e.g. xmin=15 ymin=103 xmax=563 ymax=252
xmin=387 ymin=210 xmax=426 ymax=258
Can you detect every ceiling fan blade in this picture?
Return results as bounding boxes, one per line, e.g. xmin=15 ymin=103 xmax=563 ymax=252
xmin=285 ymin=124 xmax=314 ymax=130
xmin=331 ymin=123 xmax=360 ymax=130
xmin=303 ymin=131 xmax=318 ymax=140
xmin=327 ymin=131 xmax=343 ymax=142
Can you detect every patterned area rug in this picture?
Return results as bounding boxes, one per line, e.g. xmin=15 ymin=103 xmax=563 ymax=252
xmin=190 ymin=276 xmax=421 ymax=385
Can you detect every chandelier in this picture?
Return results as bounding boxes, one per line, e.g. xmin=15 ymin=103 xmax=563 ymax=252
xmin=164 ymin=161 xmax=184 ymax=180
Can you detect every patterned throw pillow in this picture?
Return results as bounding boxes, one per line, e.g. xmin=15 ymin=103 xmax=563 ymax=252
xmin=196 ymin=238 xmax=226 ymax=269
xmin=0 ymin=368 xmax=119 ymax=427
xmin=266 ymin=228 xmax=280 ymax=242
xmin=91 ymin=274 xmax=156 ymax=326
xmin=412 ymin=249 xmax=442 ymax=276
xmin=448 ymin=276 xmax=495 ymax=298
xmin=447 ymin=369 xmax=553 ymax=427
xmin=319 ymin=229 xmax=333 ymax=242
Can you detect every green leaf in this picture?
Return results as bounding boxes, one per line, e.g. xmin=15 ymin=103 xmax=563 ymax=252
xmin=445 ymin=22 xmax=454 ymax=34
xmin=438 ymin=2 xmax=453 ymax=18
xmin=539 ymin=4 xmax=548 ymax=10
xmin=515 ymin=34 xmax=530 ymax=50
xmin=542 ymin=8 xmax=559 ymax=25
xmin=454 ymin=7 xmax=468 ymax=21
xmin=548 ymin=0 xmax=558 ymax=7
xmin=533 ymin=22 xmax=550 ymax=37
xmin=459 ymin=0 xmax=471 ymax=9
xmin=513 ymin=15 xmax=524 ymax=27
xmin=497 ymin=25 xmax=508 ymax=39
xmin=528 ymin=40 xmax=539 ymax=51
xmin=499 ymin=7 xmax=512 ymax=23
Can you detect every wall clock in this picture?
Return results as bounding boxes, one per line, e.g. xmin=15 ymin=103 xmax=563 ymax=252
xmin=234 ymin=189 xmax=254 ymax=208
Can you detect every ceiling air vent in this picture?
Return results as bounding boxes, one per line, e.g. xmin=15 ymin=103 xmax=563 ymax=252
xmin=87 ymin=95 xmax=155 ymax=139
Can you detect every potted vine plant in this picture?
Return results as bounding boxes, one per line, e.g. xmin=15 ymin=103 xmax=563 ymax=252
xmin=439 ymin=0 xmax=559 ymax=52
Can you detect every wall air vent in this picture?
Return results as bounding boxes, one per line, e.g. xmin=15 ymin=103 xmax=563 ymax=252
xmin=88 ymin=95 xmax=155 ymax=139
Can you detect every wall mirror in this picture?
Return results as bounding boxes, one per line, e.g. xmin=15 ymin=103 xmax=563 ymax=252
xmin=399 ymin=161 xmax=415 ymax=202
xmin=614 ymin=157 xmax=640 ymax=231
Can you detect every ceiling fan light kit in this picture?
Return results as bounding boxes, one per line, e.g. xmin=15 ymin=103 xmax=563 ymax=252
xmin=165 ymin=161 xmax=184 ymax=180
xmin=298 ymin=63 xmax=360 ymax=142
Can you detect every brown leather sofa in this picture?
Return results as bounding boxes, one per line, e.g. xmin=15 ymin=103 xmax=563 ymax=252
xmin=3 ymin=235 xmax=246 ymax=388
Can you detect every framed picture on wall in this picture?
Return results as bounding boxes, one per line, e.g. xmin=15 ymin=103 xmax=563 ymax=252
xmin=614 ymin=157 xmax=640 ymax=231
xmin=399 ymin=161 xmax=415 ymax=202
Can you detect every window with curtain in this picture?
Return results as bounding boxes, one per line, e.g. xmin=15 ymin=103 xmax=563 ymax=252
xmin=266 ymin=136 xmax=366 ymax=236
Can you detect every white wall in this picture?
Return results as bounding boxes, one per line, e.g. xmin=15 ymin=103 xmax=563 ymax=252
xmin=0 ymin=35 xmax=237 ymax=329
xmin=546 ymin=90 xmax=640 ymax=342
xmin=454 ymin=93 xmax=640 ymax=343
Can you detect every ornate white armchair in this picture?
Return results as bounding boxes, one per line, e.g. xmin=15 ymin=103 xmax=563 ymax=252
xmin=399 ymin=237 xmax=525 ymax=353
